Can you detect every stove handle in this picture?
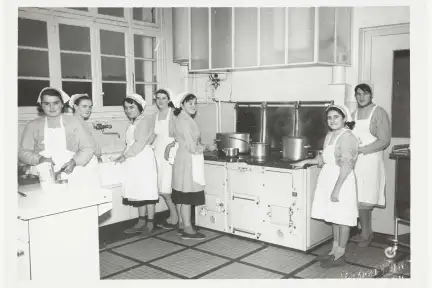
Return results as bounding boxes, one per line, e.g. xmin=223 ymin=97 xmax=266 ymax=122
xmin=231 ymin=226 xmax=262 ymax=239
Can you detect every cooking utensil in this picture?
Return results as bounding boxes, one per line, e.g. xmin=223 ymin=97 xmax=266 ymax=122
xmin=281 ymin=136 xmax=311 ymax=161
xmin=250 ymin=142 xmax=271 ymax=161
xmin=221 ymin=148 xmax=239 ymax=158
xmin=215 ymin=133 xmax=250 ymax=154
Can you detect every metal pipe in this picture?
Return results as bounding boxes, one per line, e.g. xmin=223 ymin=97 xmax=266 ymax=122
xmin=261 ymin=102 xmax=267 ymax=143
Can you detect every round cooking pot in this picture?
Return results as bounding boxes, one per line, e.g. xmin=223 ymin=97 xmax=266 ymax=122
xmin=281 ymin=136 xmax=311 ymax=161
xmin=250 ymin=142 xmax=271 ymax=161
xmin=215 ymin=132 xmax=250 ymax=154
xmin=221 ymin=148 xmax=239 ymax=158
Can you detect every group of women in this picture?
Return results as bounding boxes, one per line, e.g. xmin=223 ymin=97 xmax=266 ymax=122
xmin=19 ymin=87 xmax=215 ymax=240
xmin=19 ymin=83 xmax=388 ymax=265
xmin=292 ymin=83 xmax=390 ymax=269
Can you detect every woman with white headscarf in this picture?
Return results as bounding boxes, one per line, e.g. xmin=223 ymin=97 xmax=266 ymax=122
xmin=115 ymin=93 xmax=159 ymax=234
xmin=19 ymin=87 xmax=95 ymax=179
xmin=69 ymin=94 xmax=102 ymax=162
xmin=292 ymin=104 xmax=359 ymax=268
xmin=152 ymin=88 xmax=179 ymax=229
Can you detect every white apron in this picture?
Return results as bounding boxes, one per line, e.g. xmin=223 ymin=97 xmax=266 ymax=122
xmin=122 ymin=116 xmax=159 ymax=201
xmin=352 ymin=106 xmax=386 ymax=207
xmin=38 ymin=116 xmax=107 ymax=205
xmin=153 ymin=109 xmax=175 ymax=194
xmin=311 ymin=129 xmax=358 ymax=226
xmin=192 ymin=153 xmax=205 ymax=186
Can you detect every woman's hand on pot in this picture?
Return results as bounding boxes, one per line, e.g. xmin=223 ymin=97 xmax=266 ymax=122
xmin=206 ymin=143 xmax=217 ymax=152
xmin=291 ymin=160 xmax=307 ymax=169
xmin=61 ymin=159 xmax=76 ymax=174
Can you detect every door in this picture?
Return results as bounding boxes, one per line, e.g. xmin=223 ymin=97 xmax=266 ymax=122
xmin=360 ymin=24 xmax=410 ymax=235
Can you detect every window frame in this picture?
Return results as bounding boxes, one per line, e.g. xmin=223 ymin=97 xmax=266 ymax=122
xmin=18 ymin=8 xmax=163 ymax=121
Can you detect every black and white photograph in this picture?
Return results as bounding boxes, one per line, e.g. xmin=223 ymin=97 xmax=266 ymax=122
xmin=2 ymin=0 xmax=431 ymax=285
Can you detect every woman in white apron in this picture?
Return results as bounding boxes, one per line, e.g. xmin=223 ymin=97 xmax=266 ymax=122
xmin=19 ymin=87 xmax=96 ymax=188
xmin=115 ymin=94 xmax=159 ymax=234
xmin=350 ymin=84 xmax=391 ymax=247
xmin=293 ymin=105 xmax=359 ymax=268
xmin=166 ymin=93 xmax=216 ymax=240
xmin=152 ymin=88 xmax=179 ymax=229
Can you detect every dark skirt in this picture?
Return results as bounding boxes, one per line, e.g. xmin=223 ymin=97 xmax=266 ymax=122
xmin=122 ymin=198 xmax=159 ymax=207
xmin=171 ymin=189 xmax=205 ymax=206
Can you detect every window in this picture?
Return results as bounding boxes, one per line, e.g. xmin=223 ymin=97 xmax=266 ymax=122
xmin=18 ymin=8 xmax=162 ymax=114
xmin=59 ymin=23 xmax=93 ymax=98
xmin=18 ymin=17 xmax=50 ymax=107
xmin=99 ymin=29 xmax=127 ymax=106
xmin=133 ymin=8 xmax=156 ymax=24
xmin=133 ymin=34 xmax=157 ymax=102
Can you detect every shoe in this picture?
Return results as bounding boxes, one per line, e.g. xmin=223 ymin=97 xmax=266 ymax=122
xmin=351 ymin=234 xmax=366 ymax=242
xmin=320 ymin=255 xmax=347 ymax=268
xmin=181 ymin=231 xmax=206 ymax=240
xmin=358 ymin=234 xmax=373 ymax=248
xmin=158 ymin=220 xmax=177 ymax=230
xmin=124 ymin=225 xmax=148 ymax=234
xmin=315 ymin=252 xmax=333 ymax=262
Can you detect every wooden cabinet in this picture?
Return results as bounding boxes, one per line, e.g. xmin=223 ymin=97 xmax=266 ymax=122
xmin=184 ymin=7 xmax=352 ymax=72
xmin=195 ymin=162 xmax=228 ymax=231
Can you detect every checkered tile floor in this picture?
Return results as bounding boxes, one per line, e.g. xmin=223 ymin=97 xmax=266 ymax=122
xmin=99 ymin=227 xmax=410 ymax=279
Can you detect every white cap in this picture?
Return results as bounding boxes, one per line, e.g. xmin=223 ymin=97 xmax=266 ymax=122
xmin=154 ymin=88 xmax=174 ymax=100
xmin=37 ymin=87 xmax=70 ymax=104
xmin=69 ymin=94 xmax=89 ymax=108
xmin=326 ymin=104 xmax=353 ymax=122
xmin=172 ymin=92 xmax=191 ymax=108
xmin=125 ymin=93 xmax=146 ymax=108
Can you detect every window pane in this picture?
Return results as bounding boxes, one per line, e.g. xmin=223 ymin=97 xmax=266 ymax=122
xmin=134 ymin=35 xmax=155 ymax=58
xmin=136 ymin=84 xmax=157 ymax=104
xmin=18 ymin=18 xmax=48 ymax=48
xmin=102 ymin=83 xmax=126 ymax=106
xmin=59 ymin=24 xmax=90 ymax=52
xmin=69 ymin=8 xmax=88 ymax=11
xmin=288 ymin=8 xmax=315 ymax=63
xmin=133 ymin=8 xmax=156 ymax=23
xmin=62 ymin=81 xmax=92 ymax=99
xmin=101 ymin=57 xmax=126 ymax=81
xmin=18 ymin=79 xmax=50 ymax=107
xmin=61 ymin=54 xmax=92 ymax=79
xmin=318 ymin=7 xmax=335 ymax=63
xmin=98 ymin=8 xmax=124 ymax=18
xmin=100 ymin=30 xmax=125 ymax=56
xmin=134 ymin=60 xmax=156 ymax=82
xmin=18 ymin=49 xmax=49 ymax=77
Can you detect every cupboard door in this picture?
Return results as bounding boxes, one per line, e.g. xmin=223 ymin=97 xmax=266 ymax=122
xmin=234 ymin=7 xmax=258 ymax=67
xmin=17 ymin=240 xmax=31 ymax=280
xmin=191 ymin=8 xmax=210 ymax=70
xmin=211 ymin=7 xmax=232 ymax=69
xmin=260 ymin=7 xmax=285 ymax=66
xmin=204 ymin=163 xmax=226 ymax=198
xmin=287 ymin=8 xmax=315 ymax=63
xmin=98 ymin=186 xmax=133 ymax=227
xmin=318 ymin=7 xmax=336 ymax=63
xmin=228 ymin=198 xmax=263 ymax=240
xmin=335 ymin=7 xmax=352 ymax=65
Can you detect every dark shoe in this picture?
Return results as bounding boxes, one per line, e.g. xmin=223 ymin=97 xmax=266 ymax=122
xmin=124 ymin=226 xmax=147 ymax=234
xmin=320 ymin=255 xmax=347 ymax=268
xmin=315 ymin=253 xmax=333 ymax=262
xmin=351 ymin=234 xmax=366 ymax=242
xmin=158 ymin=220 xmax=177 ymax=230
xmin=358 ymin=234 xmax=373 ymax=248
xmin=181 ymin=231 xmax=206 ymax=240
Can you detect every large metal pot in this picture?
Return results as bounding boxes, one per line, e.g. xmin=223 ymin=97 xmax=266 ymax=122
xmin=282 ymin=136 xmax=311 ymax=161
xmin=250 ymin=142 xmax=271 ymax=161
xmin=215 ymin=132 xmax=250 ymax=154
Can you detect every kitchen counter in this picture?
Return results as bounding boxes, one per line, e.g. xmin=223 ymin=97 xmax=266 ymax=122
xmin=18 ymin=177 xmax=112 ymax=220
xmin=204 ymin=151 xmax=316 ymax=169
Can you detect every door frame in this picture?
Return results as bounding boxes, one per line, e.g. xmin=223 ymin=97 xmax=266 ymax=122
xmin=358 ymin=23 xmax=410 ymax=83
